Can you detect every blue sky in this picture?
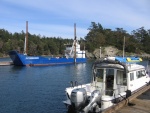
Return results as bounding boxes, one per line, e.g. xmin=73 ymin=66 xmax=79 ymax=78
xmin=0 ymin=0 xmax=150 ymax=39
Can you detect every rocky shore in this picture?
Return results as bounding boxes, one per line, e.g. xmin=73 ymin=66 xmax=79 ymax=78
xmin=86 ymin=46 xmax=150 ymax=60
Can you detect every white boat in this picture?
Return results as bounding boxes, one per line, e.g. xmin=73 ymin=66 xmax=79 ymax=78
xmin=63 ymin=56 xmax=150 ymax=113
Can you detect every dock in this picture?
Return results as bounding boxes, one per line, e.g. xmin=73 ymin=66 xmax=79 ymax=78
xmin=102 ymin=84 xmax=150 ymax=113
xmin=0 ymin=61 xmax=13 ymax=66
xmin=115 ymin=89 xmax=150 ymax=113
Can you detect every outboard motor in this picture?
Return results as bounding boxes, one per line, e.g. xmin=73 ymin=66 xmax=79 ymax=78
xmin=84 ymin=90 xmax=101 ymax=113
xmin=70 ymin=88 xmax=87 ymax=110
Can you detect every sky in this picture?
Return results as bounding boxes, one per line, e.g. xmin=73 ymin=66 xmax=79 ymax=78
xmin=0 ymin=0 xmax=150 ymax=39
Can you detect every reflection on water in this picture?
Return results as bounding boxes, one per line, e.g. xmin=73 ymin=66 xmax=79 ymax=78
xmin=72 ymin=63 xmax=92 ymax=84
xmin=0 ymin=57 xmax=12 ymax=62
xmin=0 ymin=58 xmax=93 ymax=113
xmin=0 ymin=58 xmax=149 ymax=113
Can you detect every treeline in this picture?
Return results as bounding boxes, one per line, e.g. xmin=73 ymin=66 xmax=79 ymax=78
xmin=85 ymin=22 xmax=150 ymax=54
xmin=0 ymin=30 xmax=75 ymax=57
xmin=0 ymin=22 xmax=150 ymax=57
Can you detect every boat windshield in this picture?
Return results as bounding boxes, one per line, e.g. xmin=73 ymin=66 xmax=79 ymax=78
xmin=96 ymin=69 xmax=104 ymax=82
xmin=95 ymin=68 xmax=127 ymax=96
xmin=95 ymin=68 xmax=114 ymax=82
xmin=95 ymin=68 xmax=115 ymax=95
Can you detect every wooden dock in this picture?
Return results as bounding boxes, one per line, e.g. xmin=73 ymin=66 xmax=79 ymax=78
xmin=115 ymin=90 xmax=150 ymax=113
xmin=102 ymin=84 xmax=150 ymax=113
xmin=0 ymin=61 xmax=13 ymax=66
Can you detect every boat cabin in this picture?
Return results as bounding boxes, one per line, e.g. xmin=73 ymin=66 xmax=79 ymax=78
xmin=92 ymin=58 xmax=149 ymax=97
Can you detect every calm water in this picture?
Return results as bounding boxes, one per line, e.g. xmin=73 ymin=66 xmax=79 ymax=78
xmin=0 ymin=58 xmax=94 ymax=113
xmin=0 ymin=58 xmax=149 ymax=113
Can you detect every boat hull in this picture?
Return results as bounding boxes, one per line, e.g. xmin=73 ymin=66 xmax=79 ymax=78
xmin=9 ymin=51 xmax=87 ymax=66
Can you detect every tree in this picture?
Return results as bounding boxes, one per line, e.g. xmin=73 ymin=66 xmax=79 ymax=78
xmin=85 ymin=22 xmax=106 ymax=51
xmin=132 ymin=27 xmax=150 ymax=53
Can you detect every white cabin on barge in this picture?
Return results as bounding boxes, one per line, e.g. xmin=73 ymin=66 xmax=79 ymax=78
xmin=64 ymin=40 xmax=86 ymax=59
xmin=63 ymin=57 xmax=150 ymax=113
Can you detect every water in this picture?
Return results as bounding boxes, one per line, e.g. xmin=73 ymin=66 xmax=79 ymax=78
xmin=0 ymin=58 xmax=94 ymax=113
xmin=0 ymin=58 xmax=149 ymax=113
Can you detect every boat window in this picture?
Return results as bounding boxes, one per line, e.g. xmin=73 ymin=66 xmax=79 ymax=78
xmin=116 ymin=70 xmax=127 ymax=85
xmin=136 ymin=70 xmax=146 ymax=79
xmin=66 ymin=45 xmax=72 ymax=47
xmin=130 ymin=72 xmax=134 ymax=81
xmin=96 ymin=69 xmax=103 ymax=82
xmin=106 ymin=69 xmax=114 ymax=89
xmin=106 ymin=69 xmax=114 ymax=76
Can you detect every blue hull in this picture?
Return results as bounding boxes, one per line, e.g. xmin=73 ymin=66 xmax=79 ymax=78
xmin=9 ymin=51 xmax=87 ymax=66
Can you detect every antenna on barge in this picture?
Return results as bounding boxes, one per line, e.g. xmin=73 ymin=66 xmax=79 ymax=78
xmin=74 ymin=23 xmax=77 ymax=63
xmin=24 ymin=21 xmax=28 ymax=55
xmin=123 ymin=36 xmax=125 ymax=58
